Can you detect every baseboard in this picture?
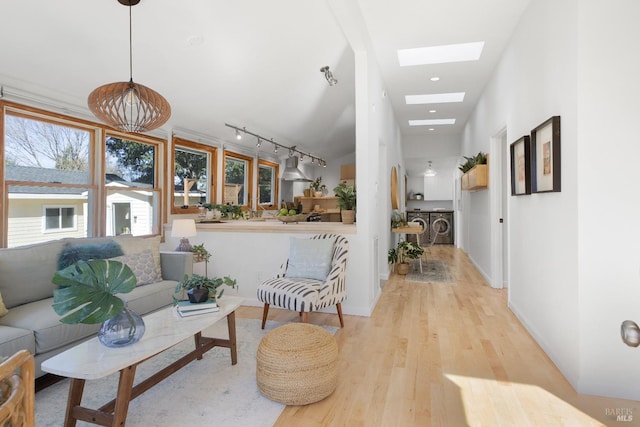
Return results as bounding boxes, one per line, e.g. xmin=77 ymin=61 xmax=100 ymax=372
xmin=467 ymin=253 xmax=492 ymax=285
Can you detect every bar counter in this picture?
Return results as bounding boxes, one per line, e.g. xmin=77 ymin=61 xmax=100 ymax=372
xmin=181 ymin=219 xmax=357 ymax=234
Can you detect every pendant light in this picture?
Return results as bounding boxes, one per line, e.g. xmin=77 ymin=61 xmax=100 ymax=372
xmin=87 ymin=0 xmax=171 ymax=133
xmin=425 ymin=161 xmax=437 ymax=177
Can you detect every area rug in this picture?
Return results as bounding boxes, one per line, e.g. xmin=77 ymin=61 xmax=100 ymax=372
xmin=35 ymin=318 xmax=337 ymax=427
xmin=405 ymin=259 xmax=453 ymax=283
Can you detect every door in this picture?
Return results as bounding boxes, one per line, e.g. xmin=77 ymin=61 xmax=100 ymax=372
xmin=113 ymin=203 xmax=131 ymax=235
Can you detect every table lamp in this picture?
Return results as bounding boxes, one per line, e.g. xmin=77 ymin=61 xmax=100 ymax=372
xmin=171 ymin=219 xmax=197 ymax=252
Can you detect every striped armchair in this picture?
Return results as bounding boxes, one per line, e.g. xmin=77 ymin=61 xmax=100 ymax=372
xmin=256 ymin=233 xmax=349 ymax=329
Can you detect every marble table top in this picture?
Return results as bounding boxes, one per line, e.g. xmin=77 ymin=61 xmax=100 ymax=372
xmin=41 ymin=296 xmax=243 ymax=380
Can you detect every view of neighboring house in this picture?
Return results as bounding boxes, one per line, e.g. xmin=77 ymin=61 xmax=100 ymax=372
xmin=6 ymin=165 xmax=154 ymax=247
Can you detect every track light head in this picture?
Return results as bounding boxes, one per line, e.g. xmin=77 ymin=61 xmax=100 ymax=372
xmin=320 ymin=66 xmax=338 ymax=86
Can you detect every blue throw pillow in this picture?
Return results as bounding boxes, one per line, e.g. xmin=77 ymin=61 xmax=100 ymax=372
xmin=285 ymin=237 xmax=336 ymax=281
xmin=57 ymin=241 xmax=124 ymax=270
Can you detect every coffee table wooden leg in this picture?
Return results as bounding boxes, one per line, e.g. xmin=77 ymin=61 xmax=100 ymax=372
xmin=227 ymin=311 xmax=237 ymax=365
xmin=112 ymin=365 xmax=137 ymax=427
xmin=64 ymin=378 xmax=85 ymax=427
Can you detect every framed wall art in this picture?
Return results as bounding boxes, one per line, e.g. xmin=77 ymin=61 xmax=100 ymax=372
xmin=510 ymin=135 xmax=531 ymax=195
xmin=531 ymin=115 xmax=561 ymax=193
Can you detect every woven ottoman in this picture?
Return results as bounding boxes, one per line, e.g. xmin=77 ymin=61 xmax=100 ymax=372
xmin=256 ymin=323 xmax=338 ymax=405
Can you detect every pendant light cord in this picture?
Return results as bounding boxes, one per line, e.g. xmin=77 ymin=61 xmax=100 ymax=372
xmin=128 ymin=2 xmax=133 ymax=82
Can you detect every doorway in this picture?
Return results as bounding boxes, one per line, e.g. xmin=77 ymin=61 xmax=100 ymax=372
xmin=113 ymin=203 xmax=131 ymax=235
xmin=490 ymin=128 xmax=509 ymax=289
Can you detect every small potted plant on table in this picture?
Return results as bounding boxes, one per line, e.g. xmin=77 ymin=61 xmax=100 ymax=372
xmin=175 ymin=274 xmax=237 ymax=303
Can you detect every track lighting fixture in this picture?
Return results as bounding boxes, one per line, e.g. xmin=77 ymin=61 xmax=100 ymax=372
xmin=224 ymin=123 xmax=327 ymax=167
xmin=320 ymin=66 xmax=338 ymax=86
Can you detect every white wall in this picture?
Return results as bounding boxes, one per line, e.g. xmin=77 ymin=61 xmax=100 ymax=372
xmin=576 ymin=0 xmax=640 ymax=399
xmin=461 ymin=0 xmax=581 ymax=390
xmin=462 ymin=0 xmax=640 ymax=400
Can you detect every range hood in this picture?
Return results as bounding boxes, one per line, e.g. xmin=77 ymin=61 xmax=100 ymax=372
xmin=282 ymin=156 xmax=312 ymax=182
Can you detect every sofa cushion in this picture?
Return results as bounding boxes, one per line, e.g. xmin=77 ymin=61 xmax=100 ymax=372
xmin=0 ymin=292 xmax=8 ymax=317
xmin=57 ymin=240 xmax=123 ymax=270
xmin=0 ymin=239 xmax=67 ymax=309
xmin=110 ymin=249 xmax=159 ymax=286
xmin=0 ymin=298 xmax=99 ymax=355
xmin=0 ymin=326 xmax=35 ymax=359
xmin=114 ymin=235 xmax=163 ymax=281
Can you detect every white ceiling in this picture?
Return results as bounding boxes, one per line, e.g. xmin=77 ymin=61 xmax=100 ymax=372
xmin=0 ymin=0 xmax=530 ymax=177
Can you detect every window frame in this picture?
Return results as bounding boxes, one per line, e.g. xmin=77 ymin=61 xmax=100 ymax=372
xmin=170 ymin=137 xmax=217 ymax=215
xmin=223 ymin=151 xmax=254 ymax=210
xmin=43 ymin=205 xmax=77 ymax=233
xmin=257 ymin=158 xmax=279 ymax=209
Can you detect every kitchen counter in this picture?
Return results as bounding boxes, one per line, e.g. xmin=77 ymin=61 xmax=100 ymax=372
xmin=166 ymin=219 xmax=356 ymax=234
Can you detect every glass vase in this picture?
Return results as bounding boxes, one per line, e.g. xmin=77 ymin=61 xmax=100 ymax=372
xmin=98 ymin=301 xmax=145 ymax=348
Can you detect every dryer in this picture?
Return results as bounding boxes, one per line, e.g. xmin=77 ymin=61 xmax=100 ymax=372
xmin=405 ymin=211 xmax=429 ymax=246
xmin=429 ymin=211 xmax=454 ymax=244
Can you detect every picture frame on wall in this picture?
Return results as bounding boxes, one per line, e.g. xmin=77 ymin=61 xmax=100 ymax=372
xmin=510 ymin=135 xmax=531 ymax=195
xmin=531 ymin=115 xmax=561 ymax=193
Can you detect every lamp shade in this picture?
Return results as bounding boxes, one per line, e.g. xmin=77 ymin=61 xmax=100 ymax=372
xmin=171 ymin=219 xmax=197 ymax=238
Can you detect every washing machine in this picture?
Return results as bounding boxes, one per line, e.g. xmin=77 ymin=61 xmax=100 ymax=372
xmin=429 ymin=211 xmax=454 ymax=245
xmin=405 ymin=211 xmax=429 ymax=247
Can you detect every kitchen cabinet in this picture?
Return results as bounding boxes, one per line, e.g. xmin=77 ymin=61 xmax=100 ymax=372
xmin=424 ymin=174 xmax=453 ymax=201
xmin=295 ymin=196 xmax=339 ymax=214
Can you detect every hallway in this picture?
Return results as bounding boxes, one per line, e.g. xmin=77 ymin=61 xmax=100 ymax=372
xmin=238 ymin=246 xmax=638 ymax=426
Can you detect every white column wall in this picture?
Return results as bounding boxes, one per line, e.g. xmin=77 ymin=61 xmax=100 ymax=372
xmin=576 ymin=0 xmax=640 ymax=399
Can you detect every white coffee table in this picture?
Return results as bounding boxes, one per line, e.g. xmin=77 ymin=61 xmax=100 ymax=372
xmin=41 ymin=295 xmax=243 ymax=427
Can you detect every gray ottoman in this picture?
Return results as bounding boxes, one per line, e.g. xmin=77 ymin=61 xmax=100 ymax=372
xmin=256 ymin=323 xmax=338 ymax=405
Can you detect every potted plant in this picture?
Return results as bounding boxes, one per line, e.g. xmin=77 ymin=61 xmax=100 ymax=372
xmin=333 ymin=182 xmax=356 ymax=224
xmin=309 ymin=177 xmax=327 ymax=197
xmin=459 ymin=151 xmax=487 ymax=173
xmin=52 ymin=259 xmax=145 ymax=347
xmin=175 ymin=274 xmax=237 ymax=304
xmin=388 ymin=240 xmax=424 ymax=275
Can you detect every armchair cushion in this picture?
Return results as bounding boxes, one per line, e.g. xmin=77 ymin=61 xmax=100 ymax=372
xmin=285 ymin=237 xmax=335 ymax=281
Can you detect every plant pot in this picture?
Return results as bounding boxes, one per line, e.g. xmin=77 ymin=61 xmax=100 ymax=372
xmin=314 ymin=191 xmax=323 ymax=198
xmin=98 ymin=301 xmax=145 ymax=348
xmin=341 ymin=209 xmax=355 ymax=224
xmin=187 ymin=288 xmax=210 ymax=303
xmin=397 ymin=263 xmax=410 ymax=275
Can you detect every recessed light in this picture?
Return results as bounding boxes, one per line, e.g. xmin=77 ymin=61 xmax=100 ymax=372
xmin=429 ymin=109 xmax=437 ymax=113
xmin=430 ymin=77 xmax=440 ymax=82
xmin=409 ymin=119 xmax=456 ymax=126
xmin=405 ymin=92 xmax=465 ymax=104
xmin=398 ymin=41 xmax=485 ymax=66
xmin=428 ymin=128 xmax=435 ymax=131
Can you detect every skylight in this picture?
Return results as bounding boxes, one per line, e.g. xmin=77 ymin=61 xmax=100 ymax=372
xmin=408 ymin=119 xmax=456 ymax=126
xmin=398 ymin=41 xmax=485 ymax=66
xmin=405 ymin=92 xmax=465 ymax=104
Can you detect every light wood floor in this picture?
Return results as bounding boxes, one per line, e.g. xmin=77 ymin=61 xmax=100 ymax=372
xmin=237 ymin=246 xmax=638 ymax=426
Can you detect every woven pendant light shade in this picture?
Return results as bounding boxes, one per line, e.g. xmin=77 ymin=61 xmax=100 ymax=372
xmin=88 ymin=79 xmax=171 ymax=133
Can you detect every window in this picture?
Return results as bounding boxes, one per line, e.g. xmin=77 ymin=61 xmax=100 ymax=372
xmin=223 ymin=151 xmax=253 ymax=208
xmin=258 ymin=159 xmax=279 ymax=208
xmin=44 ymin=206 xmax=76 ymax=232
xmin=3 ymin=107 xmax=94 ymax=247
xmin=171 ymin=138 xmax=217 ymax=214
xmin=105 ymin=135 xmax=161 ymax=236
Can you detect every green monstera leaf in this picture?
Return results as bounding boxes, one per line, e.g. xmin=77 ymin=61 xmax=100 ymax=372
xmin=52 ymin=259 xmax=137 ymax=325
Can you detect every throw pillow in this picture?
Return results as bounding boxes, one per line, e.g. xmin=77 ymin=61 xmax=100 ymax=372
xmin=285 ymin=237 xmax=336 ymax=281
xmin=110 ymin=249 xmax=159 ymax=286
xmin=114 ymin=235 xmax=163 ymax=281
xmin=57 ymin=240 xmax=124 ymax=270
xmin=0 ymin=292 xmax=8 ymax=317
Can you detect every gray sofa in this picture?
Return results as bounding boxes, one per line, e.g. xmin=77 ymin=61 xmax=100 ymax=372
xmin=0 ymin=235 xmax=193 ymax=378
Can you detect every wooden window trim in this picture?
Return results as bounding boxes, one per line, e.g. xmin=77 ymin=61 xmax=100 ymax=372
xmin=223 ymin=150 xmax=254 ymax=210
xmin=257 ymin=159 xmax=279 ymax=209
xmin=170 ymin=137 xmax=218 ymax=215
